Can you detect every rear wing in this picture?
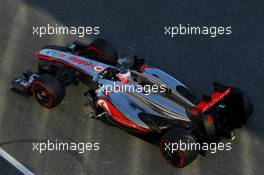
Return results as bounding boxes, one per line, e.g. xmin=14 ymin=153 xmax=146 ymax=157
xmin=196 ymin=83 xmax=231 ymax=113
xmin=189 ymin=82 xmax=253 ymax=140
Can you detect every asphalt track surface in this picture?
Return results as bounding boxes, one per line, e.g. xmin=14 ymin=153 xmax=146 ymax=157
xmin=0 ymin=0 xmax=263 ymax=175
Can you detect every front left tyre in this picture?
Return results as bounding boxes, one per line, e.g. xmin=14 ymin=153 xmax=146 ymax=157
xmin=31 ymin=74 xmax=65 ymax=108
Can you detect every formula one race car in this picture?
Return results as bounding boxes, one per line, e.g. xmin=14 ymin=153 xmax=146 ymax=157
xmin=11 ymin=38 xmax=253 ymax=167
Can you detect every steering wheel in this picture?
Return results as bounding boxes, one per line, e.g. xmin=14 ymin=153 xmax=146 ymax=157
xmin=99 ymin=68 xmax=119 ymax=81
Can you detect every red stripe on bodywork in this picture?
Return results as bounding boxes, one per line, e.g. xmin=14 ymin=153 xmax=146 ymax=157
xmin=35 ymin=52 xmax=92 ymax=77
xmin=207 ymin=115 xmax=214 ymax=125
xmin=196 ymin=88 xmax=231 ymax=112
xmin=140 ymin=65 xmax=152 ymax=71
xmin=97 ymin=98 xmax=149 ymax=133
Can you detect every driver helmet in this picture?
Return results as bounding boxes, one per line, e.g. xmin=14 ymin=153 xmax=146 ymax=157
xmin=117 ymin=68 xmax=131 ymax=83
xmin=117 ymin=48 xmax=135 ymax=69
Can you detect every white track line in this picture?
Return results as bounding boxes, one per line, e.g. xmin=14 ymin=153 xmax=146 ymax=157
xmin=0 ymin=148 xmax=34 ymax=175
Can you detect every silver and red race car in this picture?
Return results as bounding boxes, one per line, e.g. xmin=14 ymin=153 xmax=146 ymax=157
xmin=11 ymin=38 xmax=253 ymax=167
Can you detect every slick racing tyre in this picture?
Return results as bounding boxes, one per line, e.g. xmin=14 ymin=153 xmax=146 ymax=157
xmin=31 ymin=74 xmax=65 ymax=108
xmin=86 ymin=38 xmax=118 ymax=65
xmin=160 ymin=128 xmax=198 ymax=168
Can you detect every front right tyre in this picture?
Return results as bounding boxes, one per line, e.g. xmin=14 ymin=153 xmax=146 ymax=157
xmin=86 ymin=38 xmax=118 ymax=65
xmin=31 ymin=74 xmax=65 ymax=108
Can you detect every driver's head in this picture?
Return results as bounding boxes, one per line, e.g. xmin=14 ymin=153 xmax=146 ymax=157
xmin=117 ymin=49 xmax=135 ymax=69
xmin=117 ymin=68 xmax=131 ymax=83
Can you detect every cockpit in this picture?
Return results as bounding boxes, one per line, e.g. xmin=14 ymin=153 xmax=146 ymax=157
xmin=98 ymin=50 xmax=139 ymax=83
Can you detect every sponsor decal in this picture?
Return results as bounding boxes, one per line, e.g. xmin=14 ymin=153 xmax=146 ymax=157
xmin=69 ymin=57 xmax=93 ymax=69
xmin=111 ymin=115 xmax=139 ymax=129
xmin=45 ymin=50 xmax=61 ymax=57
xmin=94 ymin=66 xmax=104 ymax=72
xmin=196 ymin=88 xmax=231 ymax=112
xmin=58 ymin=53 xmax=66 ymax=58
xmin=97 ymin=98 xmax=148 ymax=132
xmin=97 ymin=99 xmax=111 ymax=115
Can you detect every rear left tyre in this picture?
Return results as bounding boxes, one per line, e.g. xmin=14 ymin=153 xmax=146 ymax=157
xmin=160 ymin=128 xmax=198 ymax=168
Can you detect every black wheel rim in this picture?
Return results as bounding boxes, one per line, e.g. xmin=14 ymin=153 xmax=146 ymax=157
xmin=33 ymin=83 xmax=52 ymax=107
xmin=161 ymin=140 xmax=183 ymax=167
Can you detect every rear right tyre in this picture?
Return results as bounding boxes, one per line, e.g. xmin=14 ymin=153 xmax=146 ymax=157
xmin=86 ymin=38 xmax=118 ymax=65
